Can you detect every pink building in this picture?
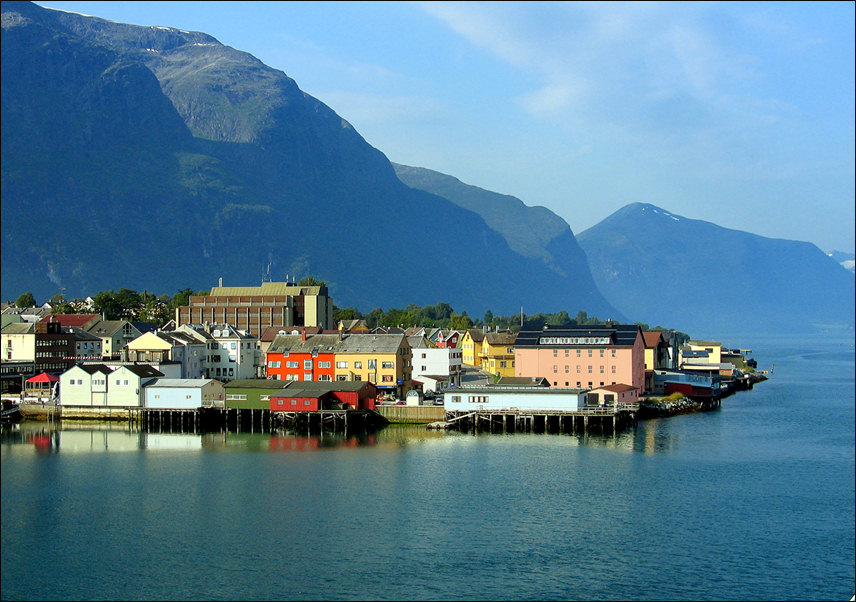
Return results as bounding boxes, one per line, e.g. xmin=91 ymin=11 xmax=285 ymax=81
xmin=514 ymin=324 xmax=646 ymax=393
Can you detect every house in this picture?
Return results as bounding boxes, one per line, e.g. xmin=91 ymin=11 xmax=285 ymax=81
xmin=481 ymin=331 xmax=517 ymax=378
xmin=459 ymin=329 xmax=486 ymax=367
xmin=85 ymin=318 xmax=142 ymax=358
xmin=681 ymin=340 xmax=723 ymax=366
xmin=59 ymin=364 xmax=113 ymax=406
xmin=332 ymin=333 xmax=413 ymax=398
xmin=105 ymin=364 xmax=164 ymax=406
xmin=588 ymin=384 xmax=639 ymax=406
xmin=444 ymin=385 xmax=588 ymax=412
xmin=643 ymin=331 xmax=671 ymax=392
xmin=338 ymin=319 xmax=370 ymax=334
xmin=173 ymin=323 xmax=261 ymax=380
xmin=123 ymin=330 xmax=206 ymax=379
xmin=269 ymin=380 xmax=377 ymax=412
xmin=409 ymin=339 xmax=462 ymax=391
xmin=38 ymin=313 xmax=100 ymax=330
xmin=70 ymin=327 xmax=103 ymax=360
xmin=145 ymin=378 xmax=225 ymax=409
xmin=265 ymin=333 xmax=340 ymax=382
xmin=514 ymin=324 xmax=646 ymax=393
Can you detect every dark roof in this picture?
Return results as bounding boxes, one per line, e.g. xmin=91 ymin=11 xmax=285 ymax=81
xmin=514 ymin=324 xmax=641 ymax=347
xmin=225 ymin=379 xmax=292 ymax=390
xmin=496 ymin=376 xmax=550 ymax=387
xmin=120 ymin=364 xmax=164 ymax=378
xmin=132 ymin=322 xmax=159 ymax=334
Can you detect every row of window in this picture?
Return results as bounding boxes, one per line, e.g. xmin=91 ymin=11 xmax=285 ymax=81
xmin=553 ymin=348 xmax=616 ymax=358
xmin=540 ymin=336 xmax=610 ymax=345
xmin=553 ymin=365 xmax=617 ymax=374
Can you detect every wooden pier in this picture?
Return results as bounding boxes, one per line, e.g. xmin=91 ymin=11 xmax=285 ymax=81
xmin=16 ymin=404 xmax=388 ymax=435
xmin=443 ymin=405 xmax=638 ymax=434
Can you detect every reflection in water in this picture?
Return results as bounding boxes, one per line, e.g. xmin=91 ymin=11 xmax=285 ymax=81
xmin=2 ymin=419 xmax=644 ymax=454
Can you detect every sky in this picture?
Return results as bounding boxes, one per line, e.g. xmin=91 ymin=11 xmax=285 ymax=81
xmin=35 ymin=1 xmax=855 ymax=253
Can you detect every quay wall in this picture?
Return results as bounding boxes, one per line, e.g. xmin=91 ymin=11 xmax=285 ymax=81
xmin=375 ymin=405 xmax=445 ymax=424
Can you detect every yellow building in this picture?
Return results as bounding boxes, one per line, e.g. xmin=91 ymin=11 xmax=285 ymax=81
xmin=459 ymin=329 xmax=485 ymax=367
xmin=333 ymin=334 xmax=412 ymax=398
xmin=481 ymin=331 xmax=517 ymax=378
xmin=683 ymin=340 xmax=722 ymax=364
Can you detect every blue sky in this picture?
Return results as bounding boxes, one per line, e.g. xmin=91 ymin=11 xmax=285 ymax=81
xmin=37 ymin=1 xmax=855 ymax=253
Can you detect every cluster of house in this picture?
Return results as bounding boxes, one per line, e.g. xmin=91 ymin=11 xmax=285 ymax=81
xmin=1 ymin=281 xmax=755 ymax=413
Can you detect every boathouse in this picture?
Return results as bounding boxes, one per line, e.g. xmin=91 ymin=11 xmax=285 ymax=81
xmin=444 ymin=385 xmax=589 ymax=411
xmin=269 ymin=381 xmax=377 ymax=412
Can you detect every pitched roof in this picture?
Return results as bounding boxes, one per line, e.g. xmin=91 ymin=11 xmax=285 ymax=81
xmin=225 ymin=379 xmax=292 ymax=390
xmin=118 ymin=364 xmax=164 ymax=378
xmin=643 ymin=331 xmax=664 ymax=348
xmin=2 ymin=322 xmax=34 ymax=334
xmin=485 ymin=332 xmax=517 ymax=345
xmin=514 ymin=324 xmax=642 ymax=347
xmin=592 ymin=383 xmax=637 ymax=393
xmin=38 ymin=313 xmax=99 ymax=328
xmin=335 ymin=333 xmax=407 ymax=354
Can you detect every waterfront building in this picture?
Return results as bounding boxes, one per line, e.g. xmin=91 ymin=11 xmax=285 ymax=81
xmin=175 ymin=281 xmax=335 ymax=338
xmin=269 ymin=380 xmax=377 ymax=412
xmin=332 ymin=333 xmax=413 ymax=398
xmin=444 ymin=385 xmax=589 ymax=412
xmin=514 ymin=324 xmax=646 ymax=393
xmin=265 ymin=333 xmax=340 ymax=382
xmin=652 ymin=369 xmax=722 ymax=398
xmin=145 ymin=378 xmax=225 ymax=409
xmin=105 ymin=364 xmax=164 ymax=406
xmin=223 ymin=379 xmax=291 ymax=410
xmin=2 ymin=317 xmax=79 ymax=375
xmin=59 ymin=364 xmax=113 ymax=406
xmin=588 ymin=383 xmax=640 ymax=406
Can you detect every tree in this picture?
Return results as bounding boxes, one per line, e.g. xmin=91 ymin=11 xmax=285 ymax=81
xmin=449 ymin=312 xmax=474 ymax=330
xmin=15 ymin=292 xmax=36 ymax=308
xmin=297 ymin=276 xmax=326 ymax=287
xmin=92 ymin=291 xmax=123 ymax=320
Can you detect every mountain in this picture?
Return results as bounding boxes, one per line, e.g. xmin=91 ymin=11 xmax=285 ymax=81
xmin=0 ymin=1 xmax=619 ymax=320
xmin=576 ymin=203 xmax=855 ymax=335
xmin=828 ymin=251 xmax=855 ymax=275
xmin=392 ymin=164 xmax=622 ymax=320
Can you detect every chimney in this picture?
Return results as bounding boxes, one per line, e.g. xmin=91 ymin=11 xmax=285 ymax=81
xmin=302 ymin=330 xmax=306 ymax=342
xmin=218 ymin=277 xmax=223 ymax=287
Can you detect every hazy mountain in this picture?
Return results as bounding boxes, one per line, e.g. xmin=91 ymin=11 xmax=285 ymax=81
xmin=0 ymin=1 xmax=620 ymax=320
xmin=577 ymin=203 xmax=855 ymax=335
xmin=392 ymin=163 xmax=622 ymax=320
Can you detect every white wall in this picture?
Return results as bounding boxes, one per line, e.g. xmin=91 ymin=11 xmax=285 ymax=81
xmin=444 ymin=388 xmax=584 ymax=412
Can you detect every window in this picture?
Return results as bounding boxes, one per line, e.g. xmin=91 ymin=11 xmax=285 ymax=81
xmin=304 ymin=373 xmax=312 ymax=381
xmin=231 ymin=343 xmax=236 ymax=349
xmin=303 ymin=360 xmax=312 ymax=370
xmin=564 ymin=365 xmax=568 ymax=373
xmin=553 ymin=365 xmax=558 ymax=373
xmin=588 ymin=366 xmax=592 ymax=373
xmin=268 ymin=360 xmax=280 ymax=368
xmin=286 ymin=361 xmax=299 ymax=369
xmin=382 ymin=361 xmax=393 ymax=369
xmin=368 ymin=359 xmax=376 ymax=369
xmin=553 ymin=349 xmax=558 ymax=357
xmin=600 ymin=366 xmax=604 ymax=373
xmin=354 ymin=361 xmax=362 ymax=369
xmin=611 ymin=366 xmax=616 ymax=374
xmin=336 ymin=361 xmax=348 ymax=369
xmin=304 ymin=400 xmax=311 ymax=406
xmin=318 ymin=361 xmax=331 ymax=369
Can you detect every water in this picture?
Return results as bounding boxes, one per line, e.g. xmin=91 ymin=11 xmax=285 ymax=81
xmin=2 ymin=335 xmax=853 ymax=601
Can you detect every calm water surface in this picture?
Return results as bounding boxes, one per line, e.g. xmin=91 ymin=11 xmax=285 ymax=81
xmin=2 ymin=335 xmax=853 ymax=601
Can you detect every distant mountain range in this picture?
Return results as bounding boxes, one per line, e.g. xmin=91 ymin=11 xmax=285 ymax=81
xmin=2 ymin=1 xmax=852 ymax=336
xmin=576 ymin=203 xmax=854 ymax=335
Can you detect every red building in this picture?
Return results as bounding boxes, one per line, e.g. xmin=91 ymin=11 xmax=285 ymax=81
xmin=265 ymin=333 xmax=339 ymax=382
xmin=269 ymin=381 xmax=377 ymax=412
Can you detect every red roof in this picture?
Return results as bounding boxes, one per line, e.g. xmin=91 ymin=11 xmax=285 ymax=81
xmin=642 ymin=331 xmax=664 ymax=348
xmin=27 ymin=372 xmax=60 ymax=383
xmin=38 ymin=313 xmax=100 ymax=328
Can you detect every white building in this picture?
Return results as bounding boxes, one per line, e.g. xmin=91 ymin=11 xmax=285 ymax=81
xmin=105 ymin=364 xmax=163 ymax=407
xmin=444 ymin=385 xmax=588 ymax=412
xmin=144 ymin=378 xmax=225 ymax=409
xmin=173 ymin=323 xmax=261 ymax=381
xmin=60 ymin=364 xmax=113 ymax=406
xmin=408 ymin=340 xmax=462 ymax=392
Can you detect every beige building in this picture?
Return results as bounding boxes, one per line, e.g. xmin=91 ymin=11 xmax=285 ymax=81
xmin=333 ymin=334 xmax=413 ymax=398
xmin=176 ymin=281 xmax=334 ymax=338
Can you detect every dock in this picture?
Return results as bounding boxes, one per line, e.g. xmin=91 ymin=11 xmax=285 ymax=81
xmin=442 ymin=405 xmax=638 ymax=434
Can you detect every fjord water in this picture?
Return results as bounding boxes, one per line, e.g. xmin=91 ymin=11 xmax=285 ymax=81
xmin=1 ymin=335 xmax=853 ymax=601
